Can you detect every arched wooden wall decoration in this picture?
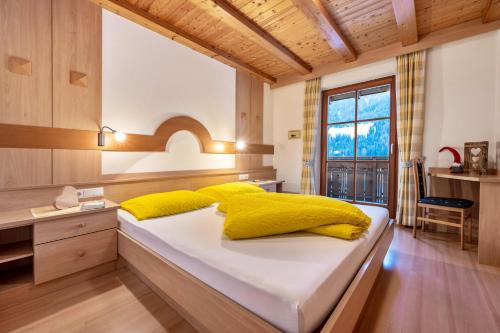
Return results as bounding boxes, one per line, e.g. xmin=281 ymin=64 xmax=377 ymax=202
xmin=0 ymin=116 xmax=274 ymax=155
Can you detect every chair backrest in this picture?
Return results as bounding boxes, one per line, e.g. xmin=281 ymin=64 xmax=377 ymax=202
xmin=412 ymin=158 xmax=427 ymax=200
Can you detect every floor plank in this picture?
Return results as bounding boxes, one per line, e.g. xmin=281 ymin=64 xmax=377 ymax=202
xmin=356 ymin=226 xmax=500 ymax=333
xmin=0 ymin=269 xmax=197 ymax=333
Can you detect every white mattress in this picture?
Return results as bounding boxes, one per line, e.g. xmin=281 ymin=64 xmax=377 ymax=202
xmin=118 ymin=204 xmax=389 ymax=333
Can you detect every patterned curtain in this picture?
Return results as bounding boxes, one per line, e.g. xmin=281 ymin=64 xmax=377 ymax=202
xmin=300 ymin=77 xmax=321 ymax=195
xmin=396 ymin=50 xmax=427 ymax=226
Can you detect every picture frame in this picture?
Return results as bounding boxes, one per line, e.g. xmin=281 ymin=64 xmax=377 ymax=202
xmin=464 ymin=141 xmax=488 ymax=174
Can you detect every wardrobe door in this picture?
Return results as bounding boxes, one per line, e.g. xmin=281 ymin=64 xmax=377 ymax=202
xmin=235 ymin=70 xmax=264 ymax=170
xmin=0 ymin=0 xmax=52 ymax=188
xmin=52 ymin=0 xmax=102 ymax=184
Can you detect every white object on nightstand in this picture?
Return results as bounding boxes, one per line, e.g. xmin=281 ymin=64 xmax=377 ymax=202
xmin=81 ymin=200 xmax=106 ymax=211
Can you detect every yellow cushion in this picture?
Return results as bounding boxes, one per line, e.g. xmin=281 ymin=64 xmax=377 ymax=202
xmin=121 ymin=190 xmax=215 ymax=221
xmin=306 ymin=224 xmax=367 ymax=240
xmin=223 ymin=194 xmax=370 ymax=240
xmin=220 ymin=192 xmax=371 ymax=228
xmin=197 ymin=182 xmax=265 ymax=203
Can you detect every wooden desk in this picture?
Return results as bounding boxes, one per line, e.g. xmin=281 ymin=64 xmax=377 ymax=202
xmin=429 ymin=168 xmax=500 ymax=266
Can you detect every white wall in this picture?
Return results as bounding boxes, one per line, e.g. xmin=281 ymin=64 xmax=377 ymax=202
xmin=271 ymin=31 xmax=500 ymax=193
xmin=101 ymin=10 xmax=236 ymax=174
xmin=423 ymin=31 xmax=499 ymax=168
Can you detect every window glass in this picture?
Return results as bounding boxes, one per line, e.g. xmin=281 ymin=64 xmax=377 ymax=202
xmin=357 ymin=85 xmax=390 ymax=120
xmin=328 ymin=91 xmax=355 ymax=123
xmin=356 ymin=119 xmax=390 ymax=160
xmin=327 ymin=123 xmax=355 ymax=160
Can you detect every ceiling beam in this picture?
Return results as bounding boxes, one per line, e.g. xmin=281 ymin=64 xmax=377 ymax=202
xmin=201 ymin=0 xmax=312 ymax=74
xmin=272 ymin=18 xmax=500 ymax=89
xmin=89 ymin=0 xmax=277 ymax=84
xmin=391 ymin=0 xmax=418 ymax=46
xmin=483 ymin=0 xmax=500 ymax=23
xmin=290 ymin=0 xmax=356 ymax=62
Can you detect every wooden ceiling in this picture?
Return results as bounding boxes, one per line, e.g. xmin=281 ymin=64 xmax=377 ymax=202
xmin=91 ymin=0 xmax=500 ymax=87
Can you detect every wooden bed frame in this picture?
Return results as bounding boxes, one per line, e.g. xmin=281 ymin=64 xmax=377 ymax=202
xmin=117 ymin=219 xmax=394 ymax=333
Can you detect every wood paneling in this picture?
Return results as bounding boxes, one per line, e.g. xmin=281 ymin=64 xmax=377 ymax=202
xmin=89 ymin=0 xmax=498 ymax=87
xmin=0 ymin=168 xmax=276 ymax=210
xmin=391 ymin=0 xmax=418 ymax=45
xmin=483 ymin=0 xmax=500 ymax=23
xmin=415 ymin=0 xmax=489 ymax=35
xmin=52 ymin=0 xmax=102 ymax=132
xmin=0 ymin=0 xmax=53 ymax=189
xmin=0 ymin=0 xmax=52 ymax=126
xmin=104 ymin=168 xmax=276 ymax=203
xmin=478 ymin=182 xmax=500 ymax=266
xmin=205 ymin=0 xmax=312 ymax=74
xmin=273 ymin=17 xmax=500 ymax=88
xmin=53 ymin=150 xmax=102 ymax=185
xmin=52 ymin=0 xmax=103 ymax=185
xmin=236 ymin=71 xmax=264 ymax=170
xmin=0 ymin=149 xmax=52 ymax=188
xmin=0 ymin=122 xmax=274 ymax=154
xmin=291 ymin=0 xmax=357 ymax=62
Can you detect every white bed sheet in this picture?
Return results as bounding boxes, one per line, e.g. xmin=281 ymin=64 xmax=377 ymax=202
xmin=118 ymin=204 xmax=389 ymax=333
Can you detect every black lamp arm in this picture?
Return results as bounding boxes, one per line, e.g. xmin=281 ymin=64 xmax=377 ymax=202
xmin=99 ymin=126 xmax=117 ymax=134
xmin=98 ymin=126 xmax=117 ymax=147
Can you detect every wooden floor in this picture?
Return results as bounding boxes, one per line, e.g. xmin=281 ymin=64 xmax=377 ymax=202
xmin=356 ymin=226 xmax=500 ymax=333
xmin=1 ymin=226 xmax=499 ymax=333
xmin=0 ymin=269 xmax=196 ymax=333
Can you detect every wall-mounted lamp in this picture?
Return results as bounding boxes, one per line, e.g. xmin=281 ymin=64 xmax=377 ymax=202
xmin=236 ymin=141 xmax=246 ymax=151
xmin=98 ymin=126 xmax=126 ymax=147
xmin=214 ymin=142 xmax=225 ymax=152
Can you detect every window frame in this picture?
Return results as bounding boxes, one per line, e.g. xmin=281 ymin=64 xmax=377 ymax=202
xmin=320 ymin=76 xmax=398 ymax=218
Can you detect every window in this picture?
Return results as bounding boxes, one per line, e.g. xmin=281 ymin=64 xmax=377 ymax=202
xmin=321 ymin=77 xmax=397 ymax=216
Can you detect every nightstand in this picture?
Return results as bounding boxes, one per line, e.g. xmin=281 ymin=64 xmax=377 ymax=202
xmin=0 ymin=200 xmax=119 ymax=286
xmin=246 ymin=180 xmax=285 ymax=192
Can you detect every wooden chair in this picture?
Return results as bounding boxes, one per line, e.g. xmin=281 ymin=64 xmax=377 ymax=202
xmin=412 ymin=158 xmax=473 ymax=250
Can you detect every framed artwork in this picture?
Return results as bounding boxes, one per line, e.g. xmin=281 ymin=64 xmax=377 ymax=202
xmin=464 ymin=141 xmax=488 ymax=174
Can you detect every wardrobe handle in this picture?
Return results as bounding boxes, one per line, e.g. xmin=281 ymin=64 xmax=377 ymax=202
xmin=70 ymin=71 xmax=87 ymax=87
xmin=76 ymin=250 xmax=86 ymax=257
xmin=7 ymin=56 xmax=32 ymax=76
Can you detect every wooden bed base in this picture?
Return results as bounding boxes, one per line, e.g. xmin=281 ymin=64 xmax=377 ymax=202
xmin=117 ymin=220 xmax=394 ymax=333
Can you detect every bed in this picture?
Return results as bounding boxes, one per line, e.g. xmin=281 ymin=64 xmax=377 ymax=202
xmin=117 ymin=203 xmax=393 ymax=333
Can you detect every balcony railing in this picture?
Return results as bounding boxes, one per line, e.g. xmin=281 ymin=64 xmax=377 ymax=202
xmin=326 ymin=162 xmax=389 ymax=205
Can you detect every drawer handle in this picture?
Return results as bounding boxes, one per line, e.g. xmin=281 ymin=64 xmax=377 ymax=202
xmin=77 ymin=223 xmax=86 ymax=229
xmin=76 ymin=250 xmax=86 ymax=257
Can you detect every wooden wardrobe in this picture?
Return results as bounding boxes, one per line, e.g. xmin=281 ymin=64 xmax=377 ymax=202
xmin=0 ymin=0 xmax=102 ymax=189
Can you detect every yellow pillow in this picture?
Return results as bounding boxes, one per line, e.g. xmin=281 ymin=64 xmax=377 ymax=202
xmin=223 ymin=195 xmax=370 ymax=240
xmin=196 ymin=182 xmax=265 ymax=203
xmin=306 ymin=224 xmax=367 ymax=240
xmin=219 ymin=192 xmax=371 ymax=228
xmin=121 ymin=190 xmax=215 ymax=221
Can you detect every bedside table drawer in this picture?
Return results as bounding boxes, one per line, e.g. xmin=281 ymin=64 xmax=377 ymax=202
xmin=34 ymin=210 xmax=117 ymax=245
xmin=34 ymin=229 xmax=117 ymax=284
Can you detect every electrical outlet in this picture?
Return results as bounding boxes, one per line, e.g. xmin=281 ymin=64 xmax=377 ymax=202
xmin=239 ymin=174 xmax=249 ymax=180
xmin=76 ymin=189 xmax=85 ymax=199
xmin=80 ymin=187 xmax=104 ymax=198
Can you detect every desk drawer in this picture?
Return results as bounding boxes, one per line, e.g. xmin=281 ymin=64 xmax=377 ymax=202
xmin=34 ymin=229 xmax=117 ymax=284
xmin=34 ymin=211 xmax=117 ymax=245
